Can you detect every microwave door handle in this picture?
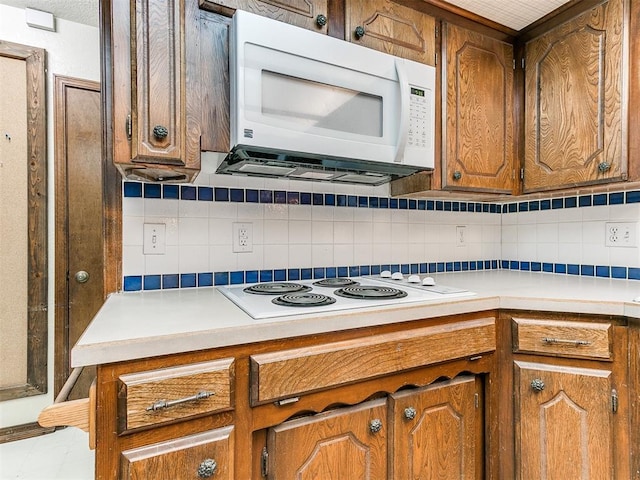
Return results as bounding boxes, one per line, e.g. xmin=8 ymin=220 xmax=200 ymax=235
xmin=394 ymin=59 xmax=409 ymax=163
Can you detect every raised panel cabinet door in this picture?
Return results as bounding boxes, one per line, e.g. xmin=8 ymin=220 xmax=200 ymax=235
xmin=442 ymin=23 xmax=515 ymax=194
xmin=523 ymin=0 xmax=626 ymax=192
xmin=514 ymin=361 xmax=614 ymax=480
xmin=267 ymin=398 xmax=387 ymax=479
xmin=120 ymin=426 xmax=234 ymax=480
xmin=200 ymin=0 xmax=329 ymax=32
xmin=345 ymin=0 xmax=436 ymax=65
xmin=389 ymin=375 xmax=482 ymax=479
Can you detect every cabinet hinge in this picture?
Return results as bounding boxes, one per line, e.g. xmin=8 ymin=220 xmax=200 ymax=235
xmin=520 ymin=168 xmax=525 ymax=180
xmin=612 ymin=389 xmax=618 ymax=413
xmin=474 ymin=393 xmax=479 ymax=409
xmin=435 ymin=52 xmax=438 ymax=65
xmin=126 ymin=114 xmax=132 ymax=139
xmin=513 ymin=59 xmax=516 ymax=70
xmin=521 ymin=57 xmax=525 ymax=69
xmin=261 ymin=447 xmax=269 ymax=477
xmin=435 ymin=25 xmax=439 ymax=38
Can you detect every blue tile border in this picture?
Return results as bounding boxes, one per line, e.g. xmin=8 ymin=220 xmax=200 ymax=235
xmin=123 ymin=259 xmax=501 ymax=291
xmin=500 ymin=260 xmax=639 ymax=281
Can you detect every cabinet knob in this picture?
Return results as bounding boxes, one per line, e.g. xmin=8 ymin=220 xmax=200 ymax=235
xmin=354 ymin=26 xmax=366 ymax=39
xmin=197 ymin=458 xmax=217 ymax=478
xmin=74 ymin=270 xmax=90 ymax=284
xmin=598 ymin=162 xmax=611 ymax=173
xmin=152 ymin=124 xmax=169 ymax=140
xmin=530 ymin=378 xmax=545 ymax=392
xmin=453 ymin=171 xmax=462 ymax=180
xmin=369 ymin=418 xmax=383 ymax=433
xmin=316 ymin=14 xmax=327 ymax=27
xmin=404 ymin=407 xmax=417 ymax=420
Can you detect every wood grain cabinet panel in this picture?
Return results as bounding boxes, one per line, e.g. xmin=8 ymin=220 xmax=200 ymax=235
xmin=266 ymin=398 xmax=387 ymax=479
xmin=389 ymin=376 xmax=482 ymax=479
xmin=250 ymin=317 xmax=495 ymax=404
xmin=514 ymin=361 xmax=614 ymax=480
xmin=345 ymin=0 xmax=436 ymax=65
xmin=442 ymin=22 xmax=515 ymax=193
xmin=118 ymin=358 xmax=234 ymax=431
xmin=513 ymin=317 xmax=612 ymax=360
xmin=121 ymin=426 xmax=234 ymax=480
xmin=110 ymin=0 xmax=201 ymax=182
xmin=523 ymin=0 xmax=626 ymax=192
xmin=200 ymin=0 xmax=329 ymax=32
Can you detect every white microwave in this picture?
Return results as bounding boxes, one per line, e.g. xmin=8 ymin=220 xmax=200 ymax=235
xmin=216 ymin=10 xmax=436 ymax=185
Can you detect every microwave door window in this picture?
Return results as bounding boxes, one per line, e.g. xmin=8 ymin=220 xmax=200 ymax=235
xmin=261 ymin=71 xmax=383 ymax=138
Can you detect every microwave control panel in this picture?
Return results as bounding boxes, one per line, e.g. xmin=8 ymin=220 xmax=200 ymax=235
xmin=407 ymin=86 xmax=432 ymax=152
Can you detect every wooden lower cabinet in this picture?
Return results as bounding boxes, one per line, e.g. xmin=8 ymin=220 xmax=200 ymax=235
xmin=120 ymin=426 xmax=234 ymax=479
xmin=266 ymin=398 xmax=388 ymax=479
xmin=265 ymin=375 xmax=483 ymax=479
xmin=390 ymin=375 xmax=482 ymax=479
xmin=514 ymin=361 xmax=614 ymax=479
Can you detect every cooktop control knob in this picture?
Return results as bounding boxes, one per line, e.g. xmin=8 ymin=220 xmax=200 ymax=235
xmin=391 ymin=272 xmax=404 ymax=280
xmin=422 ymin=276 xmax=436 ymax=286
xmin=407 ymin=275 xmax=421 ymax=283
xmin=381 ymin=270 xmax=392 ymax=278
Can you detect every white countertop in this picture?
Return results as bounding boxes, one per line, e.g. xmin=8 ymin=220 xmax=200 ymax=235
xmin=72 ymin=271 xmax=640 ymax=368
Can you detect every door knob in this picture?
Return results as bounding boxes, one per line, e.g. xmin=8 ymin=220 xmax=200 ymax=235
xmin=74 ymin=271 xmax=90 ymax=283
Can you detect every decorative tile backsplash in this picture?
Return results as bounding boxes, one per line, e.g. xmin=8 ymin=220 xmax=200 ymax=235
xmin=122 ymin=163 xmax=640 ymax=291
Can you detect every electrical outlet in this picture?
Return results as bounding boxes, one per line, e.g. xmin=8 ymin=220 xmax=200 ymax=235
xmin=456 ymin=225 xmax=467 ymax=247
xmin=605 ymin=222 xmax=638 ymax=247
xmin=233 ymin=222 xmax=253 ymax=253
xmin=143 ymin=223 xmax=166 ymax=254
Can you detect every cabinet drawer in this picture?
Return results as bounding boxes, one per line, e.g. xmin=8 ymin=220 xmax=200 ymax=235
xmin=251 ymin=317 xmax=495 ymax=404
xmin=121 ymin=426 xmax=234 ymax=479
xmin=512 ymin=317 xmax=612 ymax=360
xmin=118 ymin=358 xmax=234 ymax=431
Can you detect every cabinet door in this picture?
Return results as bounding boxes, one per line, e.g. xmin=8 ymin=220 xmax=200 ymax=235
xmin=345 ymin=0 xmax=436 ymax=65
xmin=442 ymin=23 xmax=515 ymax=194
xmin=121 ymin=426 xmax=234 ymax=480
xmin=200 ymin=0 xmax=329 ymax=33
xmin=267 ymin=398 xmax=387 ymax=479
xmin=514 ymin=361 xmax=614 ymax=479
xmin=111 ymin=0 xmax=201 ymax=182
xmin=389 ymin=376 xmax=482 ymax=479
xmin=523 ymin=0 xmax=626 ymax=192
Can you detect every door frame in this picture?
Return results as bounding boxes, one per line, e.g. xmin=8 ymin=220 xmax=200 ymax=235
xmin=0 ymin=40 xmax=47 ymax=402
xmin=53 ymin=75 xmax=121 ymax=397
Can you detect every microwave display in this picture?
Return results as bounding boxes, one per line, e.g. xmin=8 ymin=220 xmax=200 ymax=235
xmin=410 ymin=87 xmax=425 ymax=97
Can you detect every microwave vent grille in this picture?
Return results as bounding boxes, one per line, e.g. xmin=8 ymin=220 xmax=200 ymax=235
xmin=244 ymin=129 xmax=254 ymax=139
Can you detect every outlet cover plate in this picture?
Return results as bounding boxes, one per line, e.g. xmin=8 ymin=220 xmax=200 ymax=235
xmin=605 ymin=222 xmax=637 ymax=247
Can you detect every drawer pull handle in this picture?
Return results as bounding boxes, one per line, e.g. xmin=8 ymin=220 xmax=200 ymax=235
xmin=197 ymin=458 xmax=217 ymax=478
xmin=542 ymin=337 xmax=591 ymax=346
xmin=146 ymin=391 xmax=214 ymax=411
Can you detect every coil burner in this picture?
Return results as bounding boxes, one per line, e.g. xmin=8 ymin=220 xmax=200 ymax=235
xmin=312 ymin=277 xmax=360 ymax=288
xmin=333 ymin=285 xmax=408 ymax=300
xmin=272 ymin=293 xmax=337 ymax=307
xmin=243 ymin=282 xmax=312 ymax=295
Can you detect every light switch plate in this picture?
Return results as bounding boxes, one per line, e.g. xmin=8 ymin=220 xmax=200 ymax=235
xmin=143 ymin=223 xmax=166 ymax=254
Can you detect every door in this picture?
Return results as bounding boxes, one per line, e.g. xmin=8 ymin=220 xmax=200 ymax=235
xmin=389 ymin=375 xmax=482 ymax=479
xmin=514 ymin=361 xmax=614 ymax=479
xmin=54 ymin=76 xmax=114 ymax=399
xmin=267 ymin=398 xmax=387 ymax=479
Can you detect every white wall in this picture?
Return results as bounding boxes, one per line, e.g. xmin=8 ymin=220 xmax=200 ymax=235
xmin=0 ymin=3 xmax=100 ymax=428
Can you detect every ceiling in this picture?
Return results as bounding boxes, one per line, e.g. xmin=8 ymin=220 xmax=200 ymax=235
xmin=0 ymin=0 xmax=573 ymax=31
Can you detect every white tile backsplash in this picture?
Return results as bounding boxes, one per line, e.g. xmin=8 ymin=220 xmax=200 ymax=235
xmin=121 ymin=175 xmax=640 ymax=287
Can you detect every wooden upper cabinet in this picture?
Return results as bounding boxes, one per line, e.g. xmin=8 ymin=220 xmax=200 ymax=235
xmin=110 ymin=0 xmax=201 ymax=183
xmin=442 ymin=22 xmax=516 ymax=194
xmin=199 ymin=0 xmax=329 ymax=33
xmin=345 ymin=0 xmax=436 ymax=65
xmin=523 ymin=0 xmax=626 ymax=193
